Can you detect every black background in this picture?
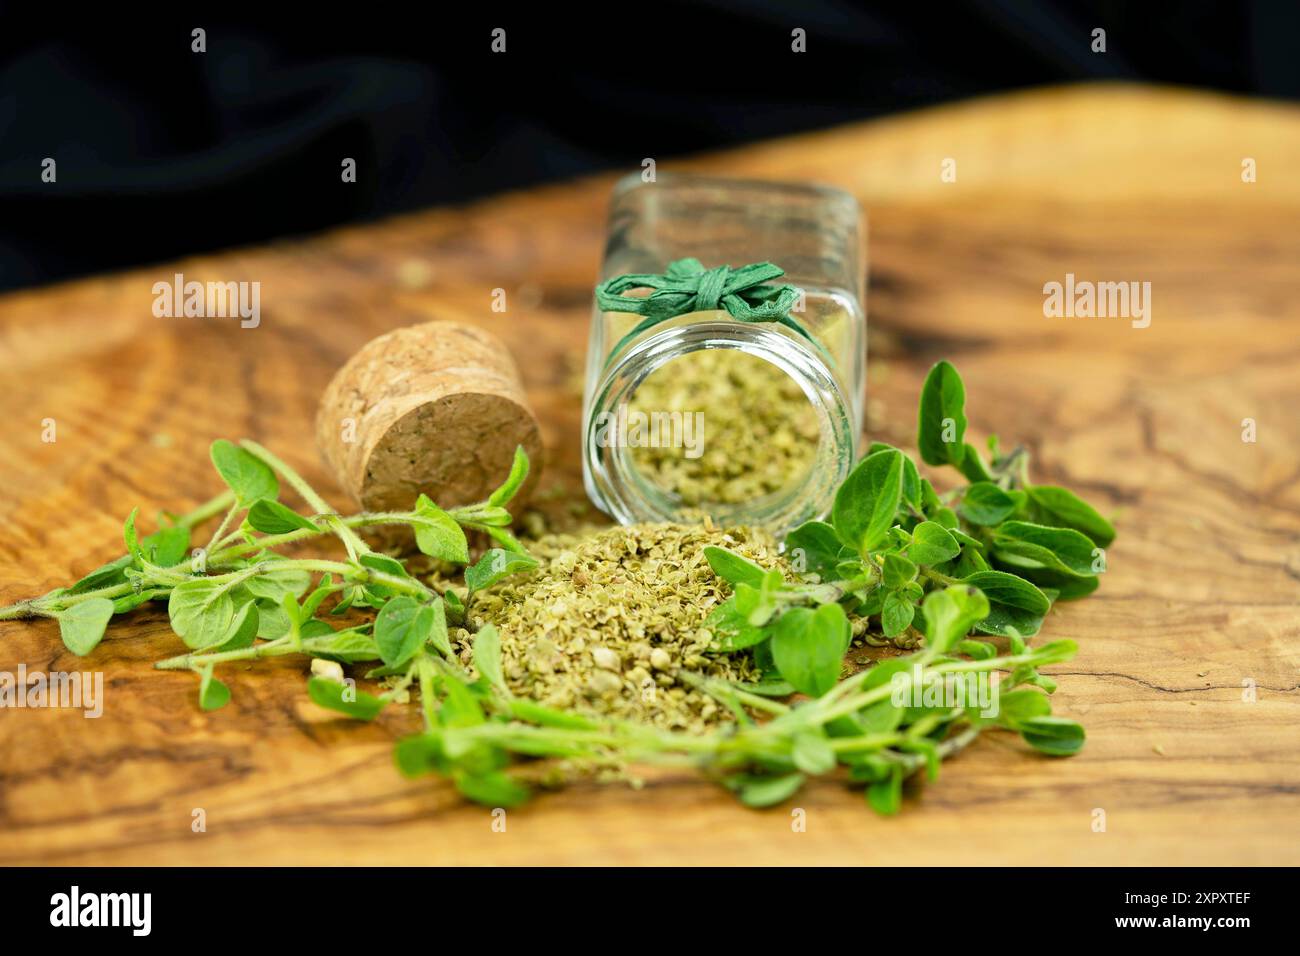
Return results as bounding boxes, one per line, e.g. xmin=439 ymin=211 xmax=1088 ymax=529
xmin=3 ymin=1 xmax=1297 ymax=292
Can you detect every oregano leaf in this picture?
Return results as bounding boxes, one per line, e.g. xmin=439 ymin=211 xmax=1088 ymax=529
xmin=908 ymin=520 xmax=960 ymax=566
xmin=57 ymin=598 xmax=115 ymax=656
xmin=412 ymin=495 xmax=470 ymax=564
xmin=917 ymin=360 xmax=967 ymax=467
xmin=832 ymin=448 xmax=904 ymax=554
xmin=210 ymin=439 xmax=278 ymax=506
xmin=487 ymin=446 xmax=530 ymax=507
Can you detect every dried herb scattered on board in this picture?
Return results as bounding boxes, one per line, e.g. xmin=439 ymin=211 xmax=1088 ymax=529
xmin=454 ymin=522 xmax=782 ymax=731
xmin=0 ymin=361 xmax=1112 ymax=814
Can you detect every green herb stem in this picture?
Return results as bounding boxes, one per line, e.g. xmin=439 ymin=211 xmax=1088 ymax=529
xmin=240 ymin=440 xmax=336 ymax=515
xmin=204 ymin=503 xmax=241 ymax=554
xmin=155 ymin=635 xmax=294 ymax=670
xmin=173 ymin=490 xmax=238 ymax=529
xmin=208 ymin=512 xmax=431 ymax=564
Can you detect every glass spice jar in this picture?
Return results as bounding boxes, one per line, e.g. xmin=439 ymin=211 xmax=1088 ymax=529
xmin=582 ymin=173 xmax=865 ymax=537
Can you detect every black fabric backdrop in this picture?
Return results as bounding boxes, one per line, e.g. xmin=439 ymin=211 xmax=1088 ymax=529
xmin=2 ymin=1 xmax=1296 ymax=291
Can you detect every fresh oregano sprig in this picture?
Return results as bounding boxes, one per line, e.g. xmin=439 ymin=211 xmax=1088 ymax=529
xmin=699 ymin=359 xmax=1115 ymax=700
xmin=0 ymin=442 xmax=539 ymax=714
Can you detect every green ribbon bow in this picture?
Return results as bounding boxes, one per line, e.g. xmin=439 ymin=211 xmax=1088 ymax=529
xmin=595 ymin=258 xmax=818 ymax=362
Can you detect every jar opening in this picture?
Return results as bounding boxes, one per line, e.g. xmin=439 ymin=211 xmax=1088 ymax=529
xmin=583 ymin=317 xmax=855 ymax=537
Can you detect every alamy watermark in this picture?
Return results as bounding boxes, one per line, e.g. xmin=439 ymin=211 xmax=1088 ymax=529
xmin=153 ymin=272 xmax=260 ymax=328
xmin=50 ymin=886 xmax=150 ymax=936
xmin=592 ymin=405 xmax=705 ymax=459
xmin=1043 ymin=273 xmax=1151 ymax=328
xmin=891 ymin=664 xmax=1000 ymax=718
xmin=1 ymin=664 xmax=103 ymax=718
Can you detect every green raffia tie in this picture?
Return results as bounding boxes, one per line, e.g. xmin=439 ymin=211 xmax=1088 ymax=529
xmin=595 ymin=257 xmax=818 ymax=363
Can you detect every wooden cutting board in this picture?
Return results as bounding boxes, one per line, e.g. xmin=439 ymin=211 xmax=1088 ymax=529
xmin=2 ymin=84 xmax=1297 ymax=865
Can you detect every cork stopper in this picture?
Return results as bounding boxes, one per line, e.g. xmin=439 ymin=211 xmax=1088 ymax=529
xmin=316 ymin=321 xmax=543 ymax=531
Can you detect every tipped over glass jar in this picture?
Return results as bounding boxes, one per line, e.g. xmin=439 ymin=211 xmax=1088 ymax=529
xmin=582 ymin=174 xmax=866 ymax=538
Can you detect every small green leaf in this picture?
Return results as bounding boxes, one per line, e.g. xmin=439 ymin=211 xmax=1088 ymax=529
xmin=168 ymin=579 xmax=236 ymax=650
xmin=355 ymin=553 xmax=413 ymax=601
xmin=442 ymin=588 xmax=466 ymax=625
xmin=129 ymin=524 xmax=189 ymax=568
xmin=439 ymin=674 xmax=487 ymax=729
xmin=123 ymin=507 xmax=144 ymax=563
xmin=737 ymin=772 xmax=806 ymax=808
xmin=247 ymin=499 xmax=319 ymax=534
xmin=358 ymin=553 xmax=406 ymax=578
xmin=995 ymin=688 xmax=1053 ymax=724
xmin=783 ymin=520 xmax=845 ymax=579
xmin=57 ymin=598 xmax=115 ymax=656
xmin=472 ymin=623 xmax=509 ymax=695
xmin=454 ymin=769 xmax=530 ymax=808
xmin=68 ymin=557 xmax=131 ymax=595
xmin=487 ymin=446 xmax=531 ymax=507
xmin=832 ymin=448 xmax=904 ymax=554
xmin=963 ymin=569 xmax=1050 ymax=636
xmin=462 ymin=505 xmax=512 ymax=528
xmin=705 ymin=597 xmax=768 ymax=651
xmin=882 ymin=553 xmax=918 ymax=589
xmin=243 ymin=564 xmax=313 ymax=601
xmin=296 ymin=574 xmax=335 ymax=621
xmin=393 ymin=733 xmax=447 ymax=776
xmin=210 ymin=439 xmax=278 ymax=505
xmin=304 ymin=628 xmax=381 ymax=663
xmin=960 ymin=482 xmax=1017 ymax=525
xmin=881 ymin=591 xmax=916 ymax=638
xmin=703 ymin=546 xmax=767 ymax=587
xmin=307 ymin=675 xmax=386 ymax=720
xmin=919 ymin=585 xmax=990 ymax=654
xmin=908 ymin=521 xmax=960 ymax=566
xmin=866 ymin=765 xmax=903 ymax=815
xmin=424 ymin=598 xmax=450 ymax=656
xmin=958 ymin=444 xmax=993 ymax=483
xmin=1019 ymin=716 xmax=1086 ymax=756
xmin=217 ymin=600 xmax=259 ymax=651
xmin=962 ymin=570 xmax=1050 ymax=614
xmin=412 ymin=495 xmax=470 ymax=563
xmin=464 ymin=548 xmax=540 ymax=594
xmin=1027 ymin=485 xmax=1116 ymax=547
xmin=917 ymin=360 xmax=967 ymax=467
xmin=854 ymin=698 xmax=905 ymax=735
xmin=112 ymin=589 xmax=165 ymax=613
xmin=373 ymin=596 xmax=433 ymax=668
xmin=255 ymin=598 xmax=290 ymax=638
xmin=770 ymin=603 xmax=848 ymax=698
xmin=300 ymin=620 xmax=335 ymax=639
xmin=992 ymin=521 xmax=1099 ymax=578
xmin=198 ymin=666 xmax=231 ymax=711
xmin=791 ymin=732 xmax=838 ymax=775
xmin=956 ymin=639 xmax=996 ymax=659
xmin=866 ymin=441 xmax=922 ymax=511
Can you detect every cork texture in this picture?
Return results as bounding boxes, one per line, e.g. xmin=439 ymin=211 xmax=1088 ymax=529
xmin=316 ymin=321 xmax=543 ymax=521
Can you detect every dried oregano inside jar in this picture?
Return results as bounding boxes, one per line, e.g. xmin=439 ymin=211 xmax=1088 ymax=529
xmin=626 ymin=349 xmax=820 ymax=506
